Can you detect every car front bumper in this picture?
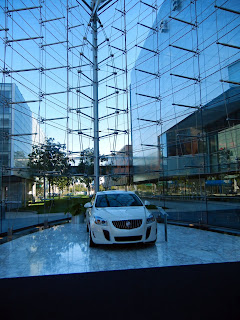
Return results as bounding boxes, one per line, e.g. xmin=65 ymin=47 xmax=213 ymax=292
xmin=90 ymin=220 xmax=157 ymax=244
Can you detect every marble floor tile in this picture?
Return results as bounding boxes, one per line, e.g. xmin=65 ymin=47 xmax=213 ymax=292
xmin=0 ymin=223 xmax=240 ymax=279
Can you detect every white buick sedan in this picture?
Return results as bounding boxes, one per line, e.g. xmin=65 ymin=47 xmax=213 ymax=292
xmin=84 ymin=191 xmax=157 ymax=246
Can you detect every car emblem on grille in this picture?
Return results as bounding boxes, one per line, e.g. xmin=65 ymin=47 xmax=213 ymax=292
xmin=126 ymin=220 xmax=131 ymax=228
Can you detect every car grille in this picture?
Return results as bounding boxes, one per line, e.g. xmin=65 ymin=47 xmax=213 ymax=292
xmin=115 ymin=236 xmax=142 ymax=242
xmin=112 ymin=219 xmax=142 ymax=229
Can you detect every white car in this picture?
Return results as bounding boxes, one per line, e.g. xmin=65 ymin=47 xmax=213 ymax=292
xmin=84 ymin=191 xmax=157 ymax=246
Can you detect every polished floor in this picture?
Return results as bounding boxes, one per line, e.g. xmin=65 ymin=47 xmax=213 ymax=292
xmin=0 ymin=222 xmax=240 ymax=279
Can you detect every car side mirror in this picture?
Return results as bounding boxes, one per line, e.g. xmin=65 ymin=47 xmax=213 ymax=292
xmin=144 ymin=200 xmax=150 ymax=206
xmin=84 ymin=202 xmax=92 ymax=209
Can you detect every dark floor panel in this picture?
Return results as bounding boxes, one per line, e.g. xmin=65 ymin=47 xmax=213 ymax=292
xmin=0 ymin=261 xmax=239 ymax=319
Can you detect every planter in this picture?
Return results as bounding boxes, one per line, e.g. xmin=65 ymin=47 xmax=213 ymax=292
xmin=71 ymin=215 xmax=85 ymax=224
xmin=66 ymin=202 xmax=86 ymax=223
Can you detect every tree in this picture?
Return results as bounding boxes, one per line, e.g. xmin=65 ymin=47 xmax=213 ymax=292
xmin=77 ymin=148 xmax=94 ymax=194
xmin=54 ymin=176 xmax=72 ymax=194
xmin=28 ymin=138 xmax=73 ymax=196
xmin=77 ymin=148 xmax=107 ymax=194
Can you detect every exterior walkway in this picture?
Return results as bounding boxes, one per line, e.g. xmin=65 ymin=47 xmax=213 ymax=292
xmin=143 ymin=197 xmax=240 ymax=212
xmin=0 ymin=223 xmax=240 ymax=279
xmin=0 ymin=211 xmax=70 ymax=234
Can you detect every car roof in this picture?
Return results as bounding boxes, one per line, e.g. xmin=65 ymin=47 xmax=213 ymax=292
xmin=96 ymin=190 xmax=135 ymax=196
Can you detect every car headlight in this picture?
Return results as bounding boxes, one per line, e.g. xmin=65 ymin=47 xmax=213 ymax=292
xmin=94 ymin=216 xmax=108 ymax=226
xmin=146 ymin=213 xmax=155 ymax=224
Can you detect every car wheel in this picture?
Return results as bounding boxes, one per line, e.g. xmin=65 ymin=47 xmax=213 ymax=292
xmin=89 ymin=229 xmax=96 ymax=247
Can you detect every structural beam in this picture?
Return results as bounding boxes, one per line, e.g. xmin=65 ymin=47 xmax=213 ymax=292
xmin=8 ymin=133 xmax=37 ymax=137
xmin=68 ymin=23 xmax=84 ymax=29
xmin=170 ymin=73 xmax=199 ymax=82
xmin=69 ymin=44 xmax=84 ymax=49
xmin=80 ymin=52 xmax=93 ymax=65
xmin=214 ymin=5 xmax=240 ymax=15
xmin=108 ymin=128 xmax=128 ymax=133
xmin=106 ymin=64 xmax=125 ymax=72
xmin=98 ymin=0 xmax=112 ymax=11
xmin=136 ymin=45 xmax=158 ymax=54
xmin=99 ymin=112 xmax=117 ymax=120
xmin=41 ymin=117 xmax=68 ymax=122
xmin=7 ymin=6 xmax=42 ymax=13
xmin=41 ymin=66 xmax=68 ymax=71
xmin=41 ymin=17 xmax=65 ymax=23
xmin=220 ymin=79 xmax=240 ymax=85
xmin=8 ymin=100 xmax=42 ymax=104
xmin=98 ymin=54 xmax=114 ymax=65
xmin=135 ymin=68 xmax=158 ymax=77
xmin=6 ymin=36 xmax=43 ymax=43
xmin=92 ymin=9 xmax=100 ymax=192
xmin=106 ymin=85 xmax=126 ymax=92
xmin=110 ymin=45 xmax=126 ymax=53
xmin=80 ymin=0 xmax=92 ymax=11
xmin=78 ymin=70 xmax=93 ymax=82
xmin=42 ymin=90 xmax=68 ymax=96
xmin=136 ymin=93 xmax=160 ymax=100
xmin=169 ymin=44 xmax=197 ymax=54
xmin=172 ymin=103 xmax=200 ymax=109
xmin=41 ymin=41 xmax=67 ymax=47
xmin=141 ymin=144 xmax=162 ymax=148
xmin=99 ymin=72 xmax=117 ymax=83
xmin=137 ymin=118 xmax=162 ymax=125
xmin=107 ymin=106 xmax=126 ymax=112
xmin=137 ymin=22 xmax=157 ymax=31
xmin=76 ymin=90 xmax=93 ymax=101
xmin=2 ymin=68 xmax=39 ymax=73
xmin=112 ymin=26 xmax=125 ymax=34
xmin=169 ymin=16 xmax=196 ymax=27
xmin=140 ymin=1 xmax=157 ymax=10
xmin=217 ymin=42 xmax=240 ymax=50
xmin=98 ymin=91 xmax=118 ymax=101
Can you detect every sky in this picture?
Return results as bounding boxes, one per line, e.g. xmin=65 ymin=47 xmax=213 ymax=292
xmin=0 ymin=0 xmax=164 ymax=160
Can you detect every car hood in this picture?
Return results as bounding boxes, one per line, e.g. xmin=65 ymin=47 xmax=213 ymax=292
xmin=94 ymin=206 xmax=148 ymax=220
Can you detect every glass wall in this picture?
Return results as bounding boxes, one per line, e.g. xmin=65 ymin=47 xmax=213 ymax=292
xmin=130 ymin=0 xmax=240 ymax=230
xmin=0 ymin=83 xmax=70 ymax=239
xmin=13 ymin=84 xmax=32 ymax=168
xmin=0 ymin=83 xmax=12 ymax=168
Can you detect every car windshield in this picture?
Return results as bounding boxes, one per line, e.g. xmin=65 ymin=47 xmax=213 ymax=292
xmin=95 ymin=193 xmax=143 ymax=208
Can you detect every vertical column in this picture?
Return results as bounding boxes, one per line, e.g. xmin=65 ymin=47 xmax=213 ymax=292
xmin=66 ymin=1 xmax=69 ymax=164
xmin=194 ymin=0 xmax=208 ymax=219
xmin=92 ymin=12 xmax=99 ymax=193
xmin=1 ymin=1 xmax=9 ymax=228
xmin=123 ymin=0 xmax=128 ymax=190
xmin=66 ymin=1 xmax=70 ymax=195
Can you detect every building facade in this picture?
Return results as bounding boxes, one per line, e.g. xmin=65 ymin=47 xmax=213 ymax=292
xmin=0 ymin=83 xmax=43 ymax=209
xmin=103 ymin=145 xmax=133 ymax=189
xmin=130 ymin=0 xmax=240 ymax=201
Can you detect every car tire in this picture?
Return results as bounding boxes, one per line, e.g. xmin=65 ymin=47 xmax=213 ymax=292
xmin=89 ymin=229 xmax=96 ymax=247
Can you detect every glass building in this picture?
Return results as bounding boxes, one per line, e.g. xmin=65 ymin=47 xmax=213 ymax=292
xmin=130 ymin=0 xmax=240 ymax=227
xmin=0 ymin=83 xmax=39 ymax=209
